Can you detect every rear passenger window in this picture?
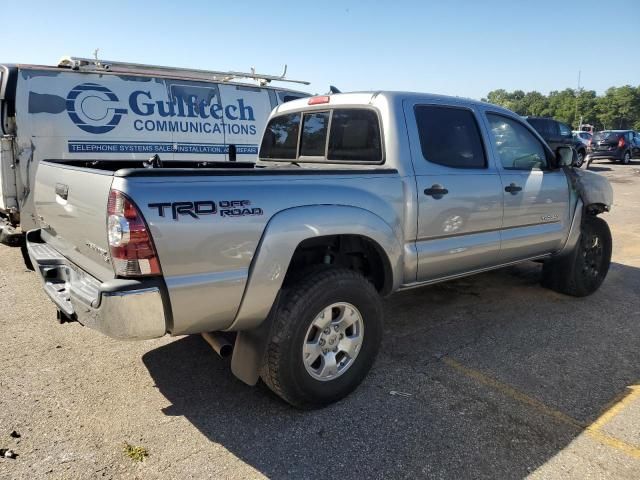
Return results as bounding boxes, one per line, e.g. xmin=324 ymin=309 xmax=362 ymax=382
xmin=415 ymin=106 xmax=486 ymax=168
xmin=259 ymin=113 xmax=300 ymax=159
xmin=328 ymin=109 xmax=382 ymax=162
xmin=559 ymin=122 xmax=572 ymax=136
xmin=300 ymin=111 xmax=329 ymax=157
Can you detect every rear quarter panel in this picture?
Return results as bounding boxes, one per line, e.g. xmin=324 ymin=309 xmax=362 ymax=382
xmin=115 ymin=171 xmax=407 ymax=334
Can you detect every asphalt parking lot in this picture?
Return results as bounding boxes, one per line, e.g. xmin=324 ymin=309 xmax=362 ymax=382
xmin=1 ymin=163 xmax=639 ymax=479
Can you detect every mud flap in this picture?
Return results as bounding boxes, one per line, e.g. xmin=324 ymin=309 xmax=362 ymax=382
xmin=230 ymin=293 xmax=280 ymax=385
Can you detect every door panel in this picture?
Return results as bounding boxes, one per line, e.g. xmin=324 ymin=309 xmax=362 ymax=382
xmin=499 ymin=169 xmax=570 ymax=260
xmin=403 ymin=100 xmax=504 ymax=283
xmin=415 ymin=174 xmax=503 ymax=280
xmin=484 ymin=112 xmax=571 ymax=262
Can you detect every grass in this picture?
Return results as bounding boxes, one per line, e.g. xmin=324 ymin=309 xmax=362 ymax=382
xmin=123 ymin=442 xmax=149 ymax=462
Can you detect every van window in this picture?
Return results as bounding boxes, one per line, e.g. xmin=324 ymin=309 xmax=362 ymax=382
xmin=415 ymin=106 xmax=486 ymax=169
xmin=300 ymin=111 xmax=330 ymax=157
xmin=327 ymin=109 xmax=382 ymax=162
xmin=278 ymin=92 xmax=307 ymax=103
xmin=259 ymin=113 xmax=301 ymax=159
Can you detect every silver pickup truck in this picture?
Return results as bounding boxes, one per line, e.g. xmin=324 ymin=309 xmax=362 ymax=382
xmin=27 ymin=91 xmax=613 ymax=408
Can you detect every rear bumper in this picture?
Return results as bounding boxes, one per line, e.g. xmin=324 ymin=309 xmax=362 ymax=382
xmin=26 ymin=229 xmax=168 ymax=340
xmin=587 ymin=150 xmax=624 ymax=161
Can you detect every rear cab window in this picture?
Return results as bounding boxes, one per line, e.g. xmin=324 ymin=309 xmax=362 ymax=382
xmin=260 ymin=108 xmax=382 ymax=163
xmin=259 ymin=112 xmax=300 ymax=159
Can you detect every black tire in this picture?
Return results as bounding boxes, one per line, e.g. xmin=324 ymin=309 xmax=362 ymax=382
xmin=542 ymin=216 xmax=612 ymax=297
xmin=623 ymin=151 xmax=631 ymax=165
xmin=260 ymin=268 xmax=383 ymax=409
xmin=575 ymin=150 xmax=585 ymax=168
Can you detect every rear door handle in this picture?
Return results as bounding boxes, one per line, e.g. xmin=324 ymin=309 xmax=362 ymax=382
xmin=424 ymin=185 xmax=449 ymax=199
xmin=504 ymin=183 xmax=522 ymax=194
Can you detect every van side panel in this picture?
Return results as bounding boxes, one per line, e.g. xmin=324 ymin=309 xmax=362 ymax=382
xmin=12 ymin=67 xmax=303 ymax=229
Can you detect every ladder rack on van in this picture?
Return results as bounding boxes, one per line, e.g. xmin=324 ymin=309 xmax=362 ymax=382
xmin=57 ymin=56 xmax=310 ymax=86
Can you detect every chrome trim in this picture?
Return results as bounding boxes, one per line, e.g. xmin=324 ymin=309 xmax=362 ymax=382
xmin=27 ymin=230 xmax=167 ymax=340
xmin=71 ymin=287 xmax=166 ymax=340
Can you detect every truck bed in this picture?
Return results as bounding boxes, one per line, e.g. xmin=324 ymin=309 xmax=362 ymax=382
xmin=33 ymin=159 xmax=404 ymax=337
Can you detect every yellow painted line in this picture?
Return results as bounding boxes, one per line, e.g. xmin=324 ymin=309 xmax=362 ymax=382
xmin=587 ymin=385 xmax=640 ymax=433
xmin=442 ymin=357 xmax=640 ymax=459
xmin=588 ymin=428 xmax=640 ymax=459
xmin=442 ymin=357 xmax=584 ymax=429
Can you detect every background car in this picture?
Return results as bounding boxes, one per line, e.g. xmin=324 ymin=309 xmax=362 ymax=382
xmin=573 ymin=130 xmax=593 ymax=147
xmin=524 ymin=117 xmax=587 ymax=167
xmin=588 ymin=130 xmax=640 ymax=166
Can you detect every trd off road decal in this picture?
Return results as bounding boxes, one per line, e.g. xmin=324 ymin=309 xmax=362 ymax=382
xmin=148 ymin=200 xmax=263 ymax=220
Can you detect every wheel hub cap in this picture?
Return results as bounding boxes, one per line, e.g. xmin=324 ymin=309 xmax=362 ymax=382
xmin=302 ymin=302 xmax=365 ymax=381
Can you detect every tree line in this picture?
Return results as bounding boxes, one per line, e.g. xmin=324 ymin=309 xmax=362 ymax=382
xmin=482 ymin=85 xmax=640 ymax=131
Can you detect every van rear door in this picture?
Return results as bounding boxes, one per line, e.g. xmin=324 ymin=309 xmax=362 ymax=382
xmin=0 ymin=66 xmax=18 ymax=218
xmin=219 ymin=84 xmax=274 ymax=162
xmin=0 ymin=136 xmax=18 ymax=215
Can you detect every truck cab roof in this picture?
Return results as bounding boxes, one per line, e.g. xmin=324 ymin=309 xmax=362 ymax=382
xmin=272 ymin=91 xmax=513 ymax=116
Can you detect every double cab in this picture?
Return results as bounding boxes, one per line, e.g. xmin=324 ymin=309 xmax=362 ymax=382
xmin=28 ymin=92 xmax=613 ymax=408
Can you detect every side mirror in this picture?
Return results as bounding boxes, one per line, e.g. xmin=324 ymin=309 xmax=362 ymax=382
xmin=556 ymin=146 xmax=576 ymax=167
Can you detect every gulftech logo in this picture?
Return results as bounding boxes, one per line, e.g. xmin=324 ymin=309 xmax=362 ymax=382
xmin=66 ymin=83 xmax=256 ymax=135
xmin=66 ymin=83 xmax=127 ymax=134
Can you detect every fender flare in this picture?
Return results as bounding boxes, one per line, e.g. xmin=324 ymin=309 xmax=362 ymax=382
xmin=229 ymin=205 xmax=403 ymax=386
xmin=230 ymin=204 xmax=403 ymax=332
xmin=556 ymin=198 xmax=583 ymax=257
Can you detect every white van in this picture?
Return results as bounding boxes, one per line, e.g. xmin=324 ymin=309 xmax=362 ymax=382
xmin=0 ymin=56 xmax=309 ymax=246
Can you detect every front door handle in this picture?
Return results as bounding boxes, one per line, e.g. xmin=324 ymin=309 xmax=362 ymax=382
xmin=504 ymin=183 xmax=522 ymax=194
xmin=424 ymin=184 xmax=449 ymax=199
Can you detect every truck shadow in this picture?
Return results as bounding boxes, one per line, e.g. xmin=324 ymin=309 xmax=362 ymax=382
xmin=143 ymin=260 xmax=640 ymax=479
xmin=585 ymin=165 xmax=614 ymax=172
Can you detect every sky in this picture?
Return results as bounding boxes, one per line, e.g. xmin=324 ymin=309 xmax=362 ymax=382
xmin=2 ymin=0 xmax=638 ymax=99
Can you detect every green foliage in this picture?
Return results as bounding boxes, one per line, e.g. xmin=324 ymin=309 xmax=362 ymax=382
xmin=482 ymin=85 xmax=640 ymax=130
xmin=123 ymin=443 xmax=149 ymax=462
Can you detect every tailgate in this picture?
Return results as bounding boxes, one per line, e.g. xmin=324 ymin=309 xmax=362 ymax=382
xmin=34 ymin=162 xmax=115 ymax=281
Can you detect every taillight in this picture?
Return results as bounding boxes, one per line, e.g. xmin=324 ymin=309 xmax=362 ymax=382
xmin=618 ymin=137 xmax=625 ymax=148
xmin=107 ymin=189 xmax=161 ymax=277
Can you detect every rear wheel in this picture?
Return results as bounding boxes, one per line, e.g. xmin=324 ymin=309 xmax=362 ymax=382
xmin=542 ymin=216 xmax=611 ymax=297
xmin=261 ymin=268 xmax=383 ymax=408
xmin=623 ymin=151 xmax=631 ymax=164
xmin=575 ymin=150 xmax=585 ymax=168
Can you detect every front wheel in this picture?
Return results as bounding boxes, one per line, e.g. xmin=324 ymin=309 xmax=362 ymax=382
xmin=575 ymin=150 xmax=585 ymax=168
xmin=542 ymin=216 xmax=612 ymax=297
xmin=260 ymin=268 xmax=383 ymax=408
